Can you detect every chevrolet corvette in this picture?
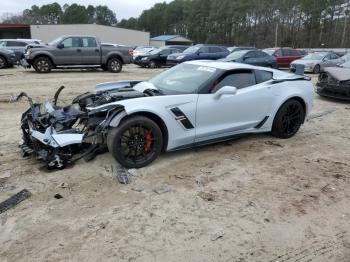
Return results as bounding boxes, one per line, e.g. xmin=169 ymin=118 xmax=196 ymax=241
xmin=15 ymin=61 xmax=314 ymax=169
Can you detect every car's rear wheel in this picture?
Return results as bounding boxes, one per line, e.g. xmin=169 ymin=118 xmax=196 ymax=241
xmin=33 ymin=57 xmax=52 ymax=73
xmin=107 ymin=57 xmax=122 ymax=73
xmin=0 ymin=56 xmax=7 ymax=69
xmin=149 ymin=60 xmax=157 ymax=68
xmin=313 ymin=64 xmax=320 ymax=74
xmin=271 ymin=99 xmax=305 ymax=139
xmin=107 ymin=116 xmax=163 ymax=168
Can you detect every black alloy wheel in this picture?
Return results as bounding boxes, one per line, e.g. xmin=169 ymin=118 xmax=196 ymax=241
xmin=107 ymin=116 xmax=163 ymax=168
xmin=271 ymin=99 xmax=305 ymax=139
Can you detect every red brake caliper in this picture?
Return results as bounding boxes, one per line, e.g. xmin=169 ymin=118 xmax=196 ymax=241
xmin=144 ymin=130 xmax=152 ymax=153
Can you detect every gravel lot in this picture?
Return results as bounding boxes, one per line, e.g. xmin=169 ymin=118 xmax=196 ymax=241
xmin=0 ymin=65 xmax=350 ymax=262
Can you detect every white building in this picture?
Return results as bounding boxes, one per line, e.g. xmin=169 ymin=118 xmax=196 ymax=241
xmin=30 ymin=24 xmax=150 ymax=46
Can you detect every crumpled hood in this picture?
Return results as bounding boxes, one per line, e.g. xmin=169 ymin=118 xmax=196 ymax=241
xmin=291 ymin=59 xmax=319 ymax=65
xmin=324 ymin=67 xmax=350 ymax=82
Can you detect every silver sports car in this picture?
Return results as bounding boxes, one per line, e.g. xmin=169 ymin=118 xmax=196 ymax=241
xmin=16 ymin=61 xmax=314 ymax=169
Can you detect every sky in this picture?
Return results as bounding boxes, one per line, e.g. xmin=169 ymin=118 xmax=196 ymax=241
xmin=1 ymin=0 xmax=173 ymax=20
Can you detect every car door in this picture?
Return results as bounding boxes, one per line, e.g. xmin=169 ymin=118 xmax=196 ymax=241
xmin=51 ymin=37 xmax=82 ymax=65
xmin=195 ymin=69 xmax=274 ymax=142
xmin=197 ymin=46 xmax=211 ymax=60
xmin=158 ymin=48 xmax=172 ymax=66
xmin=209 ymin=46 xmax=225 ymax=59
xmin=80 ymin=37 xmax=100 ymax=65
xmin=242 ymin=51 xmax=259 ymax=66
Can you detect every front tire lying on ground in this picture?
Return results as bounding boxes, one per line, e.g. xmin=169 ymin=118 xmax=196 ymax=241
xmin=33 ymin=57 xmax=52 ymax=73
xmin=107 ymin=116 xmax=163 ymax=168
xmin=271 ymin=99 xmax=305 ymax=139
xmin=107 ymin=57 xmax=123 ymax=73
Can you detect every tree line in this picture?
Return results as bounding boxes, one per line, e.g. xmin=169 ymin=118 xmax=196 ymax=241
xmin=1 ymin=1 xmax=349 ymax=48
xmin=119 ymin=0 xmax=350 ymax=48
xmin=2 ymin=3 xmax=117 ymax=26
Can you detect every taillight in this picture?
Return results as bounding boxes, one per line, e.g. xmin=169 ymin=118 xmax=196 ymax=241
xmin=128 ymin=49 xmax=133 ymax=56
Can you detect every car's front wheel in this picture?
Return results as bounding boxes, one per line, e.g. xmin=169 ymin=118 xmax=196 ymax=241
xmin=0 ymin=56 xmax=8 ymax=69
xmin=313 ymin=64 xmax=320 ymax=74
xmin=107 ymin=57 xmax=122 ymax=73
xmin=271 ymin=99 xmax=305 ymax=139
xmin=107 ymin=116 xmax=163 ymax=168
xmin=33 ymin=57 xmax=52 ymax=73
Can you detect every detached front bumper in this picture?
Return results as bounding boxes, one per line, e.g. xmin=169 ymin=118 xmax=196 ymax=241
xmin=316 ymin=83 xmax=350 ymax=101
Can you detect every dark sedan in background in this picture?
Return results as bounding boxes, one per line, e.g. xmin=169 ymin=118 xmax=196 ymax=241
xmin=167 ymin=44 xmax=229 ymax=65
xmin=220 ymin=49 xmax=277 ymax=68
xmin=135 ymin=46 xmax=184 ymax=68
xmin=0 ymin=39 xmax=40 ymax=62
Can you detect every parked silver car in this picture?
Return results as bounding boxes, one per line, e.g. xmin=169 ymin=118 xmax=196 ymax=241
xmin=290 ymin=52 xmax=343 ymax=73
xmin=0 ymin=39 xmax=40 ymax=62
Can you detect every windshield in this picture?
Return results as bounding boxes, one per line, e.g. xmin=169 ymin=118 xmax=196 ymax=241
xmin=226 ymin=50 xmax=249 ymax=60
xmin=49 ymin=36 xmax=64 ymax=46
xmin=183 ymin=46 xmax=200 ymax=54
xmin=302 ymin=53 xmax=327 ymax=60
xmin=148 ymin=63 xmax=218 ymax=94
xmin=340 ymin=60 xmax=350 ymax=68
xmin=263 ymin=49 xmax=275 ymax=55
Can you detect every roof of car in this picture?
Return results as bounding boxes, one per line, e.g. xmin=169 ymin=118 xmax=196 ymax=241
xmin=185 ymin=60 xmax=291 ymax=78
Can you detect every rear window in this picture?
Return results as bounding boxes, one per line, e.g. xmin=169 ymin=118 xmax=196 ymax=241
xmin=255 ymin=70 xmax=273 ymax=83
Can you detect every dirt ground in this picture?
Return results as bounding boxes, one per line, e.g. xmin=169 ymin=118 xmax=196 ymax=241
xmin=0 ymin=65 xmax=350 ymax=262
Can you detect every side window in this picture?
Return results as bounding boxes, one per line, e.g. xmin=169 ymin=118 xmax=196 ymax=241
xmin=246 ymin=51 xmax=257 ymax=58
xmin=275 ymin=49 xmax=282 ymax=57
xmin=330 ymin=54 xmax=339 ymax=59
xmin=212 ymin=70 xmax=256 ymax=92
xmin=209 ymin=47 xmax=222 ymax=53
xmin=282 ymin=49 xmax=293 ymax=56
xmin=0 ymin=41 xmax=6 ymax=47
xmin=7 ymin=41 xmax=27 ymax=47
xmin=81 ymin=37 xmax=97 ymax=48
xmin=61 ymin=37 xmax=80 ymax=48
xmin=199 ymin=46 xmax=209 ymax=53
xmin=292 ymin=50 xmax=300 ymax=56
xmin=255 ymin=70 xmax=273 ymax=84
xmin=172 ymin=49 xmax=181 ymax=54
xmin=160 ymin=49 xmax=172 ymax=56
xmin=257 ymin=51 xmax=268 ymax=57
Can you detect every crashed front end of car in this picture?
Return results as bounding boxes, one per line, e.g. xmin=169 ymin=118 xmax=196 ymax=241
xmin=317 ymin=68 xmax=350 ymax=100
xmin=14 ymin=81 xmax=146 ymax=169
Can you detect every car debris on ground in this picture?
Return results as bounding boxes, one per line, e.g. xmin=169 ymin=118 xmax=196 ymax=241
xmin=0 ymin=189 xmax=31 ymax=214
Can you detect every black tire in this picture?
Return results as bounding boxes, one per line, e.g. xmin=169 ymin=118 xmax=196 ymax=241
xmin=149 ymin=60 xmax=157 ymax=68
xmin=107 ymin=57 xmax=122 ymax=73
xmin=33 ymin=57 xmax=52 ymax=73
xmin=313 ymin=64 xmax=320 ymax=74
xmin=107 ymin=116 xmax=163 ymax=168
xmin=0 ymin=56 xmax=8 ymax=69
xmin=271 ymin=99 xmax=305 ymax=139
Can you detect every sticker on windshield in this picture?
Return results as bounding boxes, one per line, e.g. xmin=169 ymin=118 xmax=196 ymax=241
xmin=197 ymin=66 xmax=216 ymax=73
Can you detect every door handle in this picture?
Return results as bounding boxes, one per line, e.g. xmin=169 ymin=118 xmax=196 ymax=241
xmin=76 ymin=49 xmax=81 ymax=52
xmin=95 ymin=49 xmax=99 ymax=52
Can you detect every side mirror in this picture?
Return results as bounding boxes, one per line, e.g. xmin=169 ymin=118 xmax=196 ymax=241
xmin=214 ymin=86 xmax=237 ymax=99
xmin=57 ymin=43 xmax=64 ymax=49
